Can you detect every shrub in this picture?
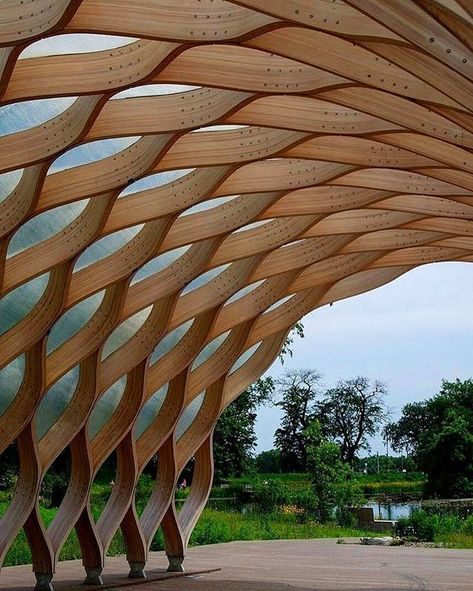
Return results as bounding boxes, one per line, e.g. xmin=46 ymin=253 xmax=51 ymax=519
xmin=0 ymin=444 xmax=19 ymax=492
xmin=395 ymin=509 xmax=464 ymax=542
xmin=252 ymin=479 xmax=290 ymax=513
xmin=290 ymin=489 xmax=318 ymax=523
xmin=40 ymin=472 xmax=69 ymax=508
xmin=463 ymin=515 xmax=473 ymax=535
xmin=256 ymin=450 xmax=281 ymax=474
xmin=422 ymin=500 xmax=473 ymax=519
xmin=305 ymin=421 xmax=364 ymax=525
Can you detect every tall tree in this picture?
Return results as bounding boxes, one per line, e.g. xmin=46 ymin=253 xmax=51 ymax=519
xmin=304 ymin=420 xmax=362 ymax=524
xmin=273 ymin=369 xmax=322 ymax=471
xmin=255 ymin=449 xmax=281 ymax=474
xmin=213 ymin=377 xmax=274 ymax=481
xmin=384 ymin=379 xmax=473 ymax=497
xmin=317 ymin=376 xmax=388 ymax=465
xmin=213 ymin=322 xmax=303 ymax=480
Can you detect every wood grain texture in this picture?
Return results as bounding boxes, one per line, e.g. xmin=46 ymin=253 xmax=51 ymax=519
xmin=0 ymin=0 xmax=472 ymax=586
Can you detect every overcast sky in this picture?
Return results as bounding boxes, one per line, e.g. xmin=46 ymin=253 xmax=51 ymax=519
xmin=255 ymin=261 xmax=473 ymax=454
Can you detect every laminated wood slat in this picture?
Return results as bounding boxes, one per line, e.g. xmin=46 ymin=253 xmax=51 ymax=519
xmin=1 ymin=1 xmax=472 ymax=587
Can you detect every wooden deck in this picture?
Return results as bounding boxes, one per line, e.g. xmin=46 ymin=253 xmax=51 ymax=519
xmin=1 ymin=539 xmax=472 ymax=590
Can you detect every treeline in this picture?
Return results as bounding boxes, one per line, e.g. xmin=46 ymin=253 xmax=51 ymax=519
xmin=214 ymin=369 xmax=389 ymax=478
xmin=385 ymin=378 xmax=473 ymax=498
xmin=214 ymin=369 xmax=473 ymax=499
xmin=215 ymin=370 xmax=389 ymax=477
xmin=255 ymin=450 xmax=418 ymax=476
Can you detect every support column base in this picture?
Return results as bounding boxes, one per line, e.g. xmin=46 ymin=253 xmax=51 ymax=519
xmin=34 ymin=573 xmax=53 ymax=591
xmin=128 ymin=561 xmax=147 ymax=578
xmin=167 ymin=555 xmax=185 ymax=572
xmin=84 ymin=566 xmax=103 ymax=585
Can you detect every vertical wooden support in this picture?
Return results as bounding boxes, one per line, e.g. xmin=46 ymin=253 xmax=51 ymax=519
xmin=1 ymin=1 xmax=473 ymax=588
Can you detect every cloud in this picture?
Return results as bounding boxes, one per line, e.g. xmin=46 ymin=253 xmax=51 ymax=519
xmin=256 ymin=262 xmax=473 ymax=454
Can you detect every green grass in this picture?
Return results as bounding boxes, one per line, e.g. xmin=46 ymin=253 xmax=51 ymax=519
xmin=0 ymin=499 xmax=374 ymax=568
xmin=227 ymin=473 xmax=311 ymax=491
xmin=434 ymin=533 xmax=473 ymax=549
xmin=2 ymin=503 xmax=471 ymax=568
xmin=189 ymin=508 xmax=373 ymax=546
xmin=396 ymin=510 xmax=473 ymax=549
xmin=355 ymin=472 xmax=426 ymax=495
xmin=356 ymin=471 xmax=425 ymax=483
xmin=228 ymin=472 xmax=427 ymax=495
xmin=358 ymin=480 xmax=425 ymax=495
xmin=228 ymin=473 xmax=310 ymax=484
xmin=0 ymin=500 xmax=126 ymax=566
xmin=1 ymin=471 xmax=469 ymax=568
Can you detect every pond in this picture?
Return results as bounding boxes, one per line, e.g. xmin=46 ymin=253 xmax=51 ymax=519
xmin=366 ymin=500 xmax=420 ymax=520
xmin=206 ymin=498 xmax=421 ymax=520
xmin=202 ymin=490 xmax=426 ymax=520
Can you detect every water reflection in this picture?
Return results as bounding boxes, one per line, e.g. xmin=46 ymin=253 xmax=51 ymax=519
xmin=366 ymin=500 xmax=420 ymax=520
xmin=201 ymin=497 xmax=421 ymax=520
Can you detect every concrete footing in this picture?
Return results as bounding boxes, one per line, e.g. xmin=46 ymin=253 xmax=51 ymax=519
xmin=34 ymin=573 xmax=53 ymax=591
xmin=167 ymin=555 xmax=185 ymax=572
xmin=128 ymin=561 xmax=146 ymax=578
xmin=84 ymin=566 xmax=103 ymax=585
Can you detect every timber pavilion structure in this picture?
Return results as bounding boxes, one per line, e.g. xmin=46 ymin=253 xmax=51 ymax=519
xmin=0 ymin=0 xmax=472 ymax=589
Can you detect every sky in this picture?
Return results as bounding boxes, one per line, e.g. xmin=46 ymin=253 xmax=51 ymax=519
xmin=255 ymin=261 xmax=473 ymax=455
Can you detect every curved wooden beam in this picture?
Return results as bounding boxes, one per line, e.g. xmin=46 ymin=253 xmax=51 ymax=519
xmin=1 ymin=1 xmax=472 ymax=586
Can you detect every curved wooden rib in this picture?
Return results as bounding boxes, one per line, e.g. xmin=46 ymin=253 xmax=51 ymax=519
xmin=1 ymin=0 xmax=473 ymax=585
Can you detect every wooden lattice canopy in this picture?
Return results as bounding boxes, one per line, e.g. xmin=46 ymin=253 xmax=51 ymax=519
xmin=0 ymin=1 xmax=472 ymax=589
